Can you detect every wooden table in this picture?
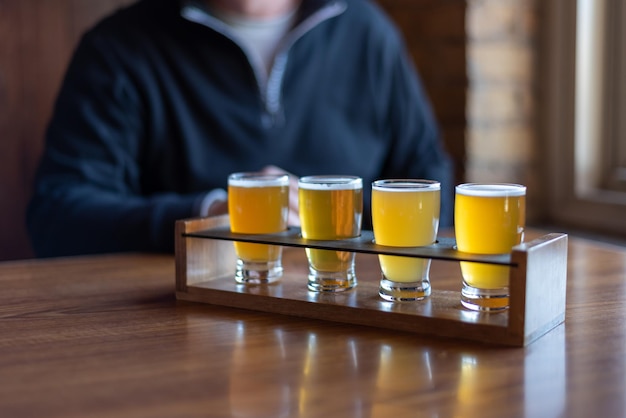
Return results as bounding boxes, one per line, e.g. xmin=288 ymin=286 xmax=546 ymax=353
xmin=1 ymin=233 xmax=625 ymax=417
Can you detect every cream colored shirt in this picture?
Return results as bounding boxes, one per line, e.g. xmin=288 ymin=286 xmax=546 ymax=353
xmin=213 ymin=7 xmax=298 ymax=76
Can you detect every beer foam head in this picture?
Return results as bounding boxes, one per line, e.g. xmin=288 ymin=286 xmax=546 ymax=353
xmin=455 ymin=183 xmax=526 ymax=197
xmin=373 ymin=179 xmax=440 ymax=192
xmin=298 ymin=175 xmax=362 ymax=190
xmin=228 ymin=172 xmax=289 ymax=187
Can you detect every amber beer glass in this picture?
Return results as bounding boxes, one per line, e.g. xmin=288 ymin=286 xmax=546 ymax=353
xmin=372 ymin=179 xmax=440 ymax=301
xmin=454 ymin=183 xmax=526 ymax=311
xmin=298 ymin=176 xmax=363 ymax=292
xmin=228 ymin=172 xmax=289 ymax=284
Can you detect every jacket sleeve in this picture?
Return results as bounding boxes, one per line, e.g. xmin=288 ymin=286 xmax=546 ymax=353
xmin=27 ymin=33 xmax=203 ymax=257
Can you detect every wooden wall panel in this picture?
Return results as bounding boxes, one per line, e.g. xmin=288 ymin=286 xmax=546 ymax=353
xmin=0 ymin=0 xmax=132 ymax=260
xmin=0 ymin=1 xmax=40 ymax=261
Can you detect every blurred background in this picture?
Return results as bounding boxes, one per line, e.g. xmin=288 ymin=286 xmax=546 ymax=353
xmin=1 ymin=0 xmax=625 ymax=261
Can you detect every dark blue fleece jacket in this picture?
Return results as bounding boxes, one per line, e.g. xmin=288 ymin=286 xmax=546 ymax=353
xmin=27 ymin=0 xmax=453 ymax=256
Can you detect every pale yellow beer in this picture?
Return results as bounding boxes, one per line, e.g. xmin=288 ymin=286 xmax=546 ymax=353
xmin=298 ymin=176 xmax=362 ymax=292
xmin=455 ymin=183 xmax=526 ymax=311
xmin=372 ymin=180 xmax=440 ymax=284
xmin=228 ymin=173 xmax=289 ymax=283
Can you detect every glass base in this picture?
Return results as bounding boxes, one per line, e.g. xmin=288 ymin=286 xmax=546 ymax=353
xmin=379 ymin=277 xmax=431 ymax=302
xmin=461 ymin=282 xmax=509 ymax=312
xmin=235 ymin=259 xmax=282 ymax=285
xmin=307 ymin=269 xmax=356 ymax=292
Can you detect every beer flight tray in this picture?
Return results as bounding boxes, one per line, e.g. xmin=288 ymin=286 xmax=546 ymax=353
xmin=175 ymin=215 xmax=568 ymax=347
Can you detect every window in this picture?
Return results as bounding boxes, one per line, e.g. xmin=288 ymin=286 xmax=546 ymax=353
xmin=543 ymin=0 xmax=626 ymax=239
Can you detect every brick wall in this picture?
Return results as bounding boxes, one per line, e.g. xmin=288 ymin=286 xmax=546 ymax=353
xmin=380 ymin=0 xmax=540 ymax=222
xmin=466 ymin=0 xmax=540 ymax=221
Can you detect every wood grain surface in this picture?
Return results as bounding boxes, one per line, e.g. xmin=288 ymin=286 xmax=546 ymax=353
xmin=1 ymin=234 xmax=625 ymax=417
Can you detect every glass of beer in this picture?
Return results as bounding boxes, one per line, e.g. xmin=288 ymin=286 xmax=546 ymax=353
xmin=454 ymin=183 xmax=526 ymax=311
xmin=228 ymin=172 xmax=289 ymax=284
xmin=372 ymin=179 xmax=440 ymax=302
xmin=298 ymin=175 xmax=363 ymax=292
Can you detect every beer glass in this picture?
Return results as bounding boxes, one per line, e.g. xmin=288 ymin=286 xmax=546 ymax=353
xmin=454 ymin=183 xmax=526 ymax=311
xmin=372 ymin=179 xmax=440 ymax=302
xmin=228 ymin=172 xmax=289 ymax=284
xmin=298 ymin=175 xmax=363 ymax=292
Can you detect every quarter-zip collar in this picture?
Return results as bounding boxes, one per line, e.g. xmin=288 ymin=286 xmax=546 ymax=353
xmin=180 ymin=0 xmax=347 ymax=127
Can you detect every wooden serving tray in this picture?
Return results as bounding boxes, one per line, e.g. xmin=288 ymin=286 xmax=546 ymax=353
xmin=175 ymin=215 xmax=568 ymax=347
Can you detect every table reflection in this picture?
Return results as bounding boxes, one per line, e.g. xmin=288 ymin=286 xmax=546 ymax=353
xmin=370 ymin=344 xmax=436 ymax=417
xmin=221 ymin=313 xmax=570 ymax=417
xmin=524 ymin=325 xmax=566 ymax=418
xmin=298 ymin=333 xmax=369 ymax=417
xmin=229 ymin=322 xmax=293 ymax=418
xmin=453 ymin=352 xmax=512 ymax=418
xmin=451 ymin=329 xmax=566 ymax=418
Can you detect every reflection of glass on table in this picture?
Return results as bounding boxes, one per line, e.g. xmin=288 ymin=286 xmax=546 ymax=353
xmin=371 ymin=344 xmax=436 ymax=416
xmin=229 ymin=322 xmax=292 ymax=417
